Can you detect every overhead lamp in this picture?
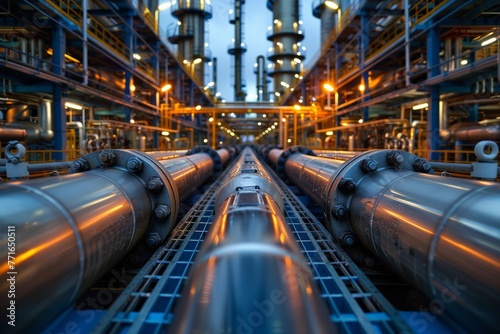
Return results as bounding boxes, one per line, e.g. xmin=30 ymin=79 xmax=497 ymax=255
xmin=161 ymin=84 xmax=172 ymax=92
xmin=324 ymin=83 xmax=334 ymax=92
xmin=412 ymin=103 xmax=429 ymax=110
xmin=358 ymin=119 xmax=364 ymax=124
xmin=158 ymin=2 xmax=171 ymax=10
xmin=65 ymin=102 xmax=83 ymax=110
xmin=161 ymin=131 xmax=169 ymax=136
xmin=193 ymin=58 xmax=202 ymax=64
xmin=481 ymin=37 xmax=497 ymax=46
xmin=359 ymin=83 xmax=365 ymax=92
xmin=325 ymin=1 xmax=339 ymax=10
xmin=133 ymin=53 xmax=141 ymax=60
xmin=326 ymin=131 xmax=334 ymax=136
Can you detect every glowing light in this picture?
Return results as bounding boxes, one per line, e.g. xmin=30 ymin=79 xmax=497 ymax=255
xmin=158 ymin=2 xmax=171 ymax=10
xmin=326 ymin=131 xmax=334 ymax=136
xmin=196 ymin=105 xmax=202 ymax=110
xmin=325 ymin=1 xmax=339 ymax=10
xmin=65 ymin=102 xmax=83 ymax=110
xmin=324 ymin=83 xmax=334 ymax=92
xmin=412 ymin=103 xmax=429 ymax=110
xmin=282 ymin=117 xmax=286 ymax=122
xmin=161 ymin=84 xmax=172 ymax=92
xmin=481 ymin=37 xmax=497 ymax=46
xmin=193 ymin=58 xmax=202 ymax=64
xmin=358 ymin=119 xmax=364 ymax=124
xmin=359 ymin=83 xmax=365 ymax=92
xmin=133 ymin=53 xmax=141 ymax=60
xmin=208 ymin=117 xmax=214 ymax=122
xmin=161 ymin=131 xmax=170 ymax=136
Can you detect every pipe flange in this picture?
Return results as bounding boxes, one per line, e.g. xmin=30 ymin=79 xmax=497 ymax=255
xmin=67 ymin=149 xmax=179 ymax=245
xmin=275 ymin=146 xmax=316 ymax=181
xmin=324 ymin=150 xmax=433 ymax=244
xmin=187 ymin=145 xmax=223 ymax=173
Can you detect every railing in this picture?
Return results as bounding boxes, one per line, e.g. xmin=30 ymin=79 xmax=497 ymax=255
xmin=365 ymin=0 xmax=451 ymax=61
xmin=46 ymin=0 xmax=83 ymax=28
xmin=413 ymin=148 xmax=499 ymax=163
xmin=140 ymin=4 xmax=158 ymax=33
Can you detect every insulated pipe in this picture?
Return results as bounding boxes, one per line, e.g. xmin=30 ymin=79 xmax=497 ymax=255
xmin=268 ymin=148 xmax=500 ymax=332
xmin=0 ymin=147 xmax=230 ymax=333
xmin=0 ymin=126 xmax=27 ymax=141
xmin=171 ymin=147 xmax=336 ymax=334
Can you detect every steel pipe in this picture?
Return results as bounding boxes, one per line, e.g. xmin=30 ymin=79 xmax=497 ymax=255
xmin=171 ymin=147 xmax=336 ymax=334
xmin=0 ymin=125 xmax=27 ymax=141
xmin=268 ymin=147 xmax=500 ymax=332
xmin=0 ymin=147 xmax=231 ymax=333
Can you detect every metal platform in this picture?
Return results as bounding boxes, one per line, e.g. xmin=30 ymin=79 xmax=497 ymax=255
xmin=82 ymin=153 xmax=415 ymax=334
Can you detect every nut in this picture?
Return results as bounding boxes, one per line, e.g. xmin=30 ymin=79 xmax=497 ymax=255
xmin=387 ymin=150 xmax=405 ymax=166
xmin=99 ymin=150 xmax=116 ymax=165
xmin=147 ymin=177 xmax=164 ymax=193
xmin=146 ymin=232 xmax=161 ymax=248
xmin=360 ymin=158 xmax=378 ymax=173
xmin=127 ymin=157 xmax=144 ymax=173
xmin=331 ymin=204 xmax=348 ymax=219
xmin=413 ymin=158 xmax=431 ymax=173
xmin=340 ymin=232 xmax=355 ymax=246
xmin=154 ymin=204 xmax=171 ymax=219
xmin=339 ymin=178 xmax=356 ymax=194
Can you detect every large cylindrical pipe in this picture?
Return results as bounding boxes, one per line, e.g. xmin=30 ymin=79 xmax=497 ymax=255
xmin=269 ymin=148 xmax=500 ymax=332
xmin=0 ymin=125 xmax=27 ymax=141
xmin=171 ymin=147 xmax=336 ymax=333
xmin=0 ymin=147 xmax=228 ymax=333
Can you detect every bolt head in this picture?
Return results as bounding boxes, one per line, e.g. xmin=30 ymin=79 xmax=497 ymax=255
xmin=127 ymin=157 xmax=144 ymax=173
xmin=147 ymin=177 xmax=164 ymax=192
xmin=154 ymin=204 xmax=171 ymax=219
xmin=146 ymin=232 xmax=161 ymax=248
xmin=413 ymin=158 xmax=431 ymax=173
xmin=332 ymin=204 xmax=347 ymax=219
xmin=387 ymin=151 xmax=405 ymax=166
xmin=360 ymin=158 xmax=378 ymax=173
xmin=99 ymin=150 xmax=116 ymax=165
xmin=339 ymin=178 xmax=356 ymax=194
xmin=341 ymin=233 xmax=355 ymax=246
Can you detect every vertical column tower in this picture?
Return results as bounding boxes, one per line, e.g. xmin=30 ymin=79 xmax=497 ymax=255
xmin=228 ymin=0 xmax=247 ymax=101
xmin=266 ymin=0 xmax=305 ymax=96
xmin=168 ymin=0 xmax=213 ymax=85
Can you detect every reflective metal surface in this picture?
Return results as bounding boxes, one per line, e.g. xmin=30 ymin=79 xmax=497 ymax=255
xmin=161 ymin=153 xmax=214 ymax=202
xmin=171 ymin=147 xmax=336 ymax=334
xmin=0 ymin=148 xmax=229 ymax=333
xmin=270 ymin=147 xmax=500 ymax=332
xmin=285 ymin=153 xmax=344 ymax=207
xmin=0 ymin=169 xmax=151 ymax=333
xmin=145 ymin=150 xmax=188 ymax=160
xmin=349 ymin=170 xmax=500 ymax=332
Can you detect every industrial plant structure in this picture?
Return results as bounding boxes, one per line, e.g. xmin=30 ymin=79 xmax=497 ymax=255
xmin=0 ymin=0 xmax=499 ymax=333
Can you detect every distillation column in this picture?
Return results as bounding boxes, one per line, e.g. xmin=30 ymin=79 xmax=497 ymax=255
xmin=255 ymin=55 xmax=268 ymax=101
xmin=266 ymin=0 xmax=305 ymax=96
xmin=170 ymin=147 xmax=336 ymax=333
xmin=268 ymin=147 xmax=500 ymax=332
xmin=228 ymin=0 xmax=247 ymax=101
xmin=0 ymin=147 xmax=230 ymax=333
xmin=167 ymin=0 xmax=213 ymax=84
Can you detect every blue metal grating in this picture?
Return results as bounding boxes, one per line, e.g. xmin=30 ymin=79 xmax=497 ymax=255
xmin=91 ymin=155 xmax=413 ymax=334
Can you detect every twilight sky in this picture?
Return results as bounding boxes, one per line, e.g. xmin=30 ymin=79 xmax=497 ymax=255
xmin=159 ymin=0 xmax=320 ymax=102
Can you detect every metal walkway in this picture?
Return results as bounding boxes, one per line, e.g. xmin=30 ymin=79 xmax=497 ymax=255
xmin=90 ymin=153 xmax=413 ymax=334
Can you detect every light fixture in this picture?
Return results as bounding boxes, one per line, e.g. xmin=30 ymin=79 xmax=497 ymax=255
xmin=208 ymin=117 xmax=214 ymax=122
xmin=412 ymin=102 xmax=429 ymax=110
xmin=325 ymin=1 xmax=339 ymax=10
xmin=358 ymin=119 xmax=364 ymax=124
xmin=161 ymin=131 xmax=169 ymax=136
xmin=193 ymin=58 xmax=202 ymax=64
xmin=133 ymin=53 xmax=141 ymax=60
xmin=324 ymin=83 xmax=334 ymax=92
xmin=65 ymin=102 xmax=83 ymax=110
xmin=359 ymin=83 xmax=365 ymax=92
xmin=158 ymin=2 xmax=171 ymax=10
xmin=196 ymin=105 xmax=202 ymax=110
xmin=161 ymin=84 xmax=172 ymax=92
xmin=481 ymin=37 xmax=497 ymax=46
xmin=326 ymin=131 xmax=334 ymax=136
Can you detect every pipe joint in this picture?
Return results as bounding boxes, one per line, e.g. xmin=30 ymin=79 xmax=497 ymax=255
xmin=187 ymin=145 xmax=223 ymax=172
